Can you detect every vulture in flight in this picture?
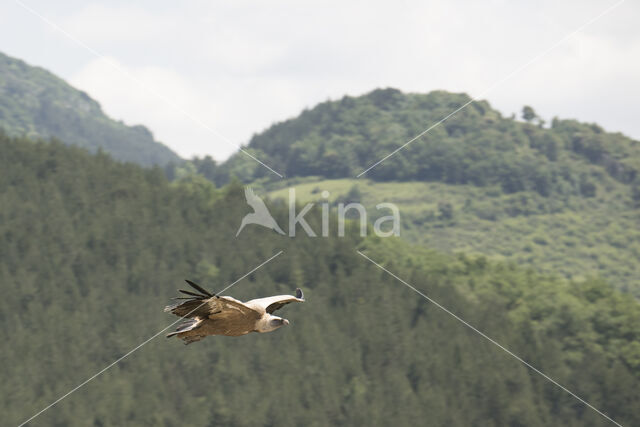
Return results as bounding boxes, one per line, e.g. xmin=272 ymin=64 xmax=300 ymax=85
xmin=165 ymin=280 xmax=305 ymax=344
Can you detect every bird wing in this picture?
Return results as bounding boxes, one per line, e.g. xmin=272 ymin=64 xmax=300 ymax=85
xmin=244 ymin=187 xmax=269 ymax=213
xmin=165 ymin=280 xmax=261 ymax=321
xmin=165 ymin=295 xmax=261 ymax=320
xmin=246 ymin=288 xmax=305 ymax=314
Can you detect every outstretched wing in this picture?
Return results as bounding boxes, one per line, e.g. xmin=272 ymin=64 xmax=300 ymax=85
xmin=165 ymin=280 xmax=261 ymax=320
xmin=244 ymin=187 xmax=269 ymax=213
xmin=246 ymin=288 xmax=305 ymax=314
xmin=165 ymin=294 xmax=261 ymax=320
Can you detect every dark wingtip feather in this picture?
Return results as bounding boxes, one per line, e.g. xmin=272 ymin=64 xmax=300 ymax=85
xmin=185 ymin=280 xmax=213 ymax=297
xmin=295 ymin=288 xmax=304 ymax=300
xmin=179 ymin=289 xmax=207 ymax=299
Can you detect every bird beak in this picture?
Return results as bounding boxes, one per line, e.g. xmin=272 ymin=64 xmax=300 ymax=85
xmin=283 ymin=319 xmax=290 ymax=325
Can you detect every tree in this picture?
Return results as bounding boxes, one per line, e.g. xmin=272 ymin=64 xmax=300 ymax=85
xmin=522 ymin=105 xmax=537 ymax=122
xmin=2 ymin=132 xmax=640 ymax=426
xmin=632 ymin=181 xmax=640 ymax=206
xmin=579 ymin=174 xmax=597 ymax=197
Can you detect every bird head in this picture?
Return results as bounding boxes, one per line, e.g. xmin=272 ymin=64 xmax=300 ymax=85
xmin=269 ymin=316 xmax=289 ymax=329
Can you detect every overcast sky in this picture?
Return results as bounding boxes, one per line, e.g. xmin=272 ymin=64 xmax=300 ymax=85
xmin=1 ymin=0 xmax=638 ymax=160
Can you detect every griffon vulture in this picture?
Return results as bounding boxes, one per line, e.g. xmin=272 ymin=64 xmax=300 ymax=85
xmin=165 ymin=280 xmax=305 ymax=344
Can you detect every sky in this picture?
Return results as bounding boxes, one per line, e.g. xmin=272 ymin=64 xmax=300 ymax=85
xmin=0 ymin=0 xmax=638 ymax=160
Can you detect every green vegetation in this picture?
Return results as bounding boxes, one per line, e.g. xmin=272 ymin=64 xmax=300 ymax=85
xmin=0 ymin=51 xmax=180 ymax=166
xmin=264 ymin=177 xmax=640 ymax=296
xmin=2 ymin=54 xmax=638 ymax=424
xmin=2 ymin=133 xmax=639 ymax=426
xmin=215 ymin=88 xmax=639 ymax=198
xmin=179 ymin=88 xmax=640 ymax=295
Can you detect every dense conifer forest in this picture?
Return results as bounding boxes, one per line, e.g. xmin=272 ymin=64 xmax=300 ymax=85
xmin=2 ymin=133 xmax=639 ymax=426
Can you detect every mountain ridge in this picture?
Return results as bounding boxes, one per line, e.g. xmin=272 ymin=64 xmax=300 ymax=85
xmin=214 ymin=88 xmax=639 ymax=197
xmin=0 ymin=51 xmax=180 ymax=166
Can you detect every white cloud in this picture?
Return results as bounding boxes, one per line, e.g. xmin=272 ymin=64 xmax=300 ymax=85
xmin=36 ymin=0 xmax=640 ymax=161
xmin=70 ymin=56 xmax=237 ymax=159
xmin=62 ymin=3 xmax=177 ymax=44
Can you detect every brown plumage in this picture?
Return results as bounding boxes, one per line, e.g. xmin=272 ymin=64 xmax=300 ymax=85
xmin=165 ymin=280 xmax=305 ymax=344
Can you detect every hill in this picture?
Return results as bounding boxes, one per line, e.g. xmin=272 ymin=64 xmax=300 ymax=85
xmin=186 ymin=88 xmax=640 ymax=294
xmin=2 ymin=133 xmax=639 ymax=426
xmin=234 ymin=88 xmax=640 ymax=193
xmin=264 ymin=177 xmax=640 ymax=296
xmin=0 ymin=51 xmax=180 ymax=166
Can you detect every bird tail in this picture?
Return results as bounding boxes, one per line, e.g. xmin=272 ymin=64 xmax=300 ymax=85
xmin=166 ymin=318 xmax=202 ymax=338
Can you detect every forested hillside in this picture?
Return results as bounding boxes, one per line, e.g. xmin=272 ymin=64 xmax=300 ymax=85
xmin=264 ymin=176 xmax=640 ymax=296
xmin=219 ymin=88 xmax=640 ymax=197
xmin=182 ymin=88 xmax=640 ymax=294
xmin=0 ymin=51 xmax=180 ymax=166
xmin=2 ymin=133 xmax=639 ymax=426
